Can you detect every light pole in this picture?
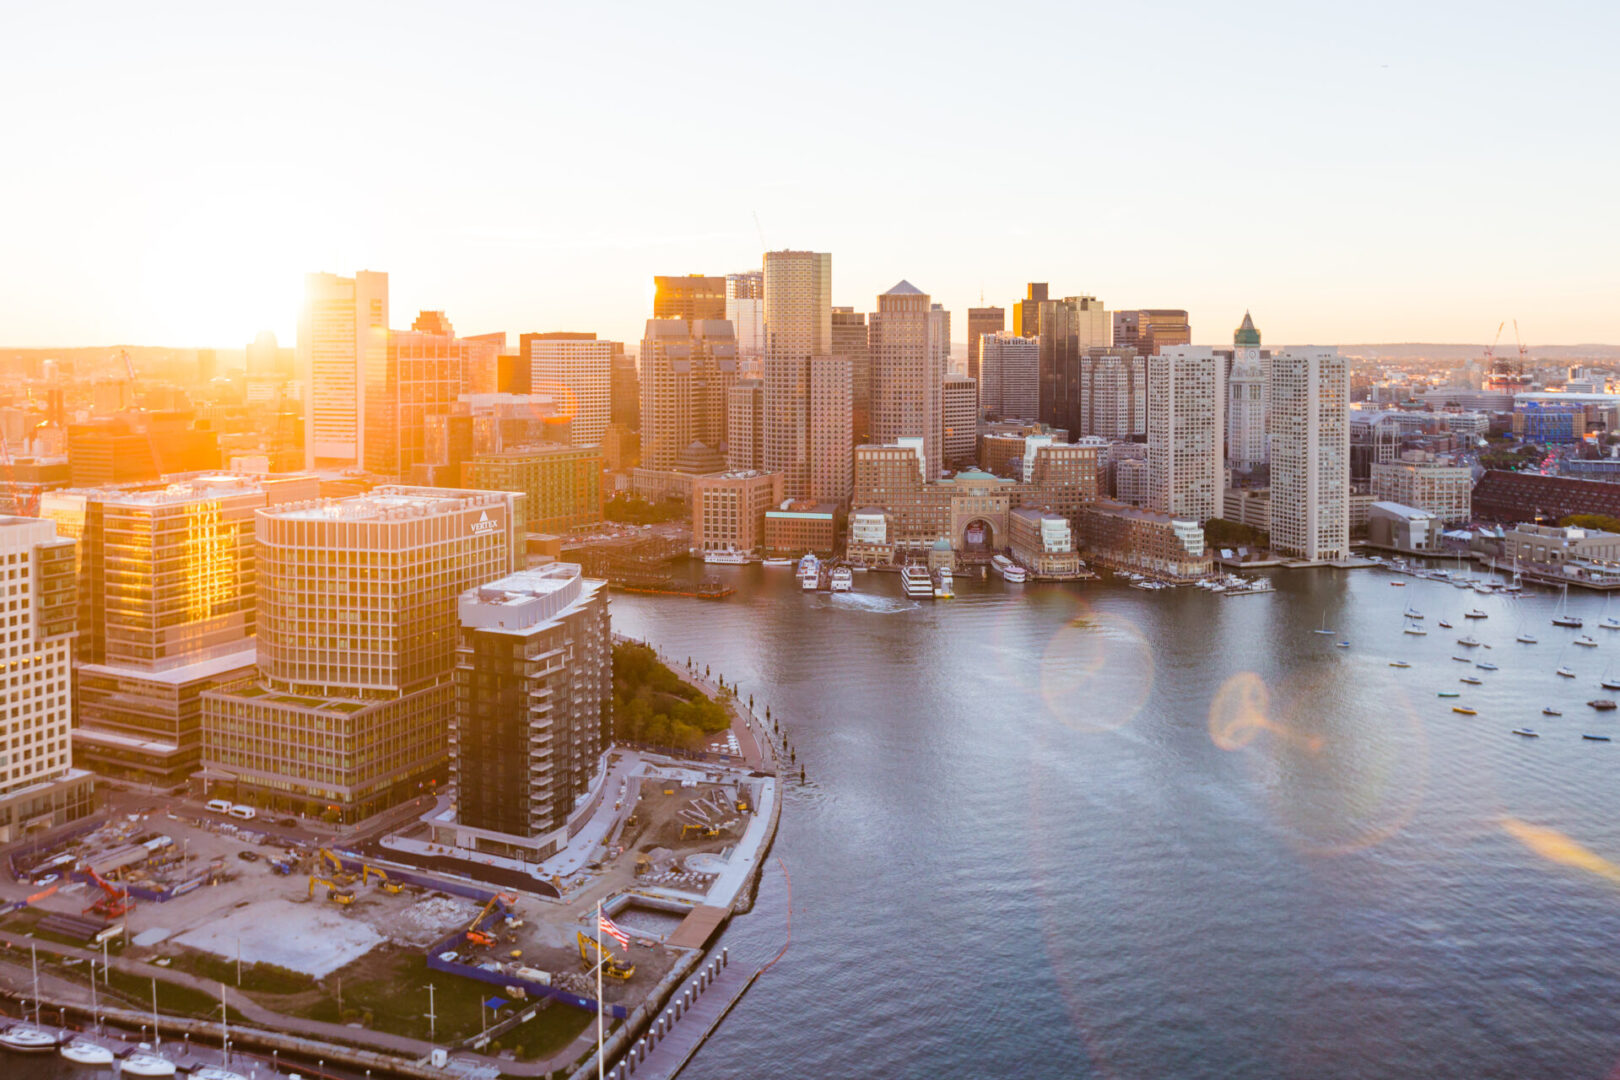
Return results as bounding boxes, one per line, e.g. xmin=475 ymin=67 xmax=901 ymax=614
xmin=423 ymin=983 xmax=437 ymax=1043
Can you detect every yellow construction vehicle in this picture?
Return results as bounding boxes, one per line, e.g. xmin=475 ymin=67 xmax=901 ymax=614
xmin=633 ymin=854 xmax=652 ymax=877
xmin=577 ymin=931 xmax=634 ymax=979
xmin=363 ymin=865 xmax=402 ymax=894
xmin=680 ymin=823 xmax=719 ymax=840
xmin=308 ymin=875 xmax=354 ymax=905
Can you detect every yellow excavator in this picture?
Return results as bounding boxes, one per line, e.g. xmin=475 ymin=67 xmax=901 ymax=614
xmin=317 ymin=848 xmax=357 ymax=885
xmin=308 ymin=875 xmax=354 ymax=905
xmin=362 ymin=865 xmax=402 ymax=894
xmin=680 ymin=823 xmax=719 ymax=840
xmin=577 ymin=931 xmax=634 ymax=979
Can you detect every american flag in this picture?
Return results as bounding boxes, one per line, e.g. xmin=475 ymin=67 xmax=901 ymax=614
xmin=598 ymin=911 xmax=630 ymax=951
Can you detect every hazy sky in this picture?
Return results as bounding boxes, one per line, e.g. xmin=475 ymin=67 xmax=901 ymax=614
xmin=3 ymin=1 xmax=1616 ymax=349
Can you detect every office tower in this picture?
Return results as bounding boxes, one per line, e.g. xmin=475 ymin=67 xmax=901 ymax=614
xmin=1037 ymin=295 xmax=1110 ymax=438
xmin=966 ymin=307 xmax=1005 ymax=386
xmin=929 ymin=304 xmax=952 ymax=376
xmin=832 ymin=307 xmax=871 ymax=445
xmin=638 ymin=319 xmax=739 ymax=470
xmin=726 ymin=271 xmax=765 ymax=362
xmin=1114 ymin=310 xmax=1192 ymax=356
xmin=1270 ymin=348 xmax=1350 ymax=560
xmin=364 ymin=322 xmax=471 ymax=479
xmin=1148 ymin=348 xmax=1223 ymax=524
xmin=809 ymin=356 xmax=852 ymax=503
xmin=869 ymin=281 xmax=944 ymax=478
xmin=300 ymin=270 xmax=388 ymax=469
xmin=610 ymin=350 xmax=640 ymax=429
xmin=1078 ymin=348 xmax=1147 ymax=439
xmin=1228 ymin=313 xmax=1267 ymax=471
xmin=525 ymin=333 xmax=615 ymax=446
xmin=727 ymin=380 xmax=765 ymax=471
xmin=202 ymin=487 xmax=521 ymax=821
xmin=459 ymin=331 xmax=504 ymax=397
xmin=68 ymin=415 xmax=221 ymax=486
xmin=42 ymin=475 xmax=317 ymax=785
xmin=1012 ymin=283 xmax=1049 ymax=338
xmin=461 ymin=445 xmax=604 ymax=535
xmin=980 ymin=332 xmax=1040 ymax=420
xmin=943 ymin=376 xmax=979 ymax=468
xmin=1115 ymin=457 xmax=1151 ymax=506
xmin=0 ymin=517 xmax=93 ymax=842
xmin=246 ymin=331 xmax=281 ymax=379
xmin=654 ymin=275 xmax=728 ymax=321
xmin=763 ymin=250 xmax=832 ymax=498
xmin=450 ymin=563 xmax=609 ymax=854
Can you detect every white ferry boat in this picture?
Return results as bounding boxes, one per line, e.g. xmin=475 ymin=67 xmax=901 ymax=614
xmin=900 ymin=564 xmax=934 ymax=599
xmin=933 ymin=566 xmax=955 ymax=598
xmin=991 ymin=554 xmax=1027 ymax=584
xmin=702 ymin=546 xmax=750 ymax=565
xmin=830 ymin=566 xmax=853 ymax=592
xmin=797 ymin=552 xmax=821 ymax=586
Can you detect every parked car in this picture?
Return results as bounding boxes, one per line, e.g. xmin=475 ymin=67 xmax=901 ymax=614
xmin=236 ymin=851 xmax=259 ymax=863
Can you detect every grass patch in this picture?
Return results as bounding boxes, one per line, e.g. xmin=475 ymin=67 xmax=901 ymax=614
xmin=162 ymin=948 xmax=315 ymax=996
xmin=103 ymin=965 xmax=242 ymax=1020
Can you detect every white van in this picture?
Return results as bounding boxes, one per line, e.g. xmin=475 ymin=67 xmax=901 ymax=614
xmin=205 ymin=799 xmax=232 ymax=814
xmin=228 ymin=805 xmax=257 ymax=821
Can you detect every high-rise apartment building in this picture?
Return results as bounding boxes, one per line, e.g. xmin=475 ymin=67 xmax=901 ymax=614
xmin=727 ymin=380 xmax=765 ymax=471
xmin=943 ymin=376 xmax=979 ymax=468
xmin=461 ymin=445 xmax=603 ymax=536
xmin=525 ymin=333 xmax=616 ymax=446
xmin=610 ymin=351 xmax=640 ymax=430
xmin=762 ymin=251 xmax=832 ymax=499
xmin=202 ymin=487 xmax=521 ymax=821
xmin=1078 ymin=348 xmax=1147 ymax=440
xmin=638 ymin=319 xmax=739 ymax=469
xmin=1114 ymin=310 xmax=1191 ymax=356
xmin=1037 ymin=295 xmax=1111 ymax=438
xmin=869 ymin=281 xmax=944 ymax=479
xmin=449 ymin=563 xmax=610 ymax=858
xmin=1270 ymin=349 xmax=1351 ymax=560
xmin=301 ymin=270 xmax=388 ymax=469
xmin=1228 ymin=312 xmax=1268 ymax=471
xmin=809 ymin=356 xmax=853 ymax=503
xmin=1012 ymin=283 xmax=1049 ymax=338
xmin=653 ymin=275 xmax=728 ymax=321
xmin=0 ymin=517 xmax=94 ymax=843
xmin=979 ymin=332 xmax=1040 ymax=420
xmin=831 ymin=307 xmax=871 ymax=445
xmin=1148 ymin=348 xmax=1223 ymax=524
xmin=365 ymin=324 xmax=471 ymax=480
xmin=966 ymin=307 xmax=1005 ymax=386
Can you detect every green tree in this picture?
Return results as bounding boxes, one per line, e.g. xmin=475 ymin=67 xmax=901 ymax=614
xmin=1560 ymin=513 xmax=1620 ymax=533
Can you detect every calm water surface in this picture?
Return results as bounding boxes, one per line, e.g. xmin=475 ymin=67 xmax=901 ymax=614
xmin=618 ymin=565 xmax=1620 ymax=1080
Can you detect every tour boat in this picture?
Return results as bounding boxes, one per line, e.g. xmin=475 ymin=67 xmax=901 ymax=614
xmin=120 ymin=1047 xmax=178 ymax=1077
xmin=1543 ymin=707 xmax=1563 ymax=716
xmin=1575 ymin=635 xmax=1599 ymax=647
xmin=900 ymin=564 xmax=934 ymax=599
xmin=1457 ymin=636 xmax=1482 ymax=647
xmin=761 ymin=557 xmax=793 ymax=568
xmin=1583 ymin=733 xmax=1612 ymax=741
xmin=702 ymin=546 xmax=749 ymax=565
xmin=796 ymin=553 xmax=820 ymax=584
xmin=58 ymin=1037 xmax=114 ymax=1065
xmin=1460 ymin=676 xmax=1482 ymax=685
xmin=1389 ymin=661 xmax=1411 ymax=668
xmin=1589 ymin=699 xmax=1618 ymax=711
xmin=1452 ymin=706 xmax=1478 ymax=715
xmin=830 ymin=565 xmax=853 ymax=593
xmin=933 ymin=567 xmax=954 ymax=599
xmin=991 ymin=554 xmax=1027 ymax=584
xmin=1511 ymin=728 xmax=1540 ymax=737
xmin=1464 ymin=609 xmax=1488 ymax=619
xmin=1553 ymin=584 xmax=1583 ymax=628
xmin=1438 ymin=620 xmax=1454 ymax=629
xmin=1557 ymin=666 xmax=1577 ymax=678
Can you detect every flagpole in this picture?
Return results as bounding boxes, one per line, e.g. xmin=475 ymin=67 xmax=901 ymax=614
xmin=597 ymin=897 xmax=604 ymax=1080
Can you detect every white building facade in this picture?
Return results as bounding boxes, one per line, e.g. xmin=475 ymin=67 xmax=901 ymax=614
xmin=1269 ymin=348 xmax=1350 ymax=560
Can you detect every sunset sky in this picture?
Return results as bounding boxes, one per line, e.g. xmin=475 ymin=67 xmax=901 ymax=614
xmin=3 ymin=1 xmax=1615 ymax=349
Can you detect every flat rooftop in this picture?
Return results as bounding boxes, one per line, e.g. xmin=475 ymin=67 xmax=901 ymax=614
xmin=266 ymin=486 xmax=505 ymax=521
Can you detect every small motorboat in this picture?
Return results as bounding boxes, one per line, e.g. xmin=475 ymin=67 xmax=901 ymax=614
xmin=1438 ymin=691 xmax=1461 ymax=698
xmin=1575 ymin=635 xmax=1600 ymax=647
xmin=1543 ymin=707 xmax=1563 ymax=716
xmin=1517 ymin=633 xmax=1538 ymax=644
xmin=0 ymin=1023 xmax=59 ymax=1052
xmin=1557 ymin=667 xmax=1577 ymax=678
xmin=1601 ymin=680 xmax=1620 ymax=691
xmin=58 ymin=1037 xmax=115 ymax=1066
xmin=1452 ymin=706 xmax=1478 ymax=715
xmin=1336 ymin=641 xmax=1350 ymax=648
xmin=1588 ymin=700 xmax=1618 ymax=711
xmin=1404 ymin=607 xmax=1424 ymax=620
xmin=1460 ymin=676 xmax=1483 ymax=685
xmin=1390 ymin=581 xmax=1406 ymax=586
xmin=1602 ymin=617 xmax=1620 ymax=630
xmin=1511 ymin=728 xmax=1540 ymax=737
xmin=1465 ymin=609 xmax=1488 ymax=619
xmin=1476 ymin=662 xmax=1499 ymax=671
xmin=119 ymin=1048 xmax=178 ymax=1077
xmin=1389 ymin=661 xmax=1411 ymax=669
xmin=1403 ymin=626 xmax=1428 ymax=636
xmin=1583 ymin=733 xmax=1613 ymax=741
xmin=1457 ymin=636 xmax=1482 ymax=647
xmin=1452 ymin=656 xmax=1472 ymax=663
xmin=1438 ymin=620 xmax=1454 ymax=629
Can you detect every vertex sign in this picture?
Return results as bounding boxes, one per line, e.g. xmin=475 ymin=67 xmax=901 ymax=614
xmin=470 ymin=509 xmax=501 ymax=535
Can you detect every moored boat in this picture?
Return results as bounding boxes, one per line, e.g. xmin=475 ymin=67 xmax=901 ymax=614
xmin=1583 ymin=733 xmax=1612 ymax=741
xmin=1438 ymin=620 xmax=1454 ymax=629
xmin=1437 ymin=691 xmax=1461 ymax=698
xmin=1543 ymin=707 xmax=1563 ymax=716
xmin=1452 ymin=706 xmax=1478 ymax=715
xmin=900 ymin=563 xmax=934 ymax=599
xmin=58 ymin=1037 xmax=114 ymax=1065
xmin=830 ymin=565 xmax=853 ymax=593
xmin=1557 ymin=666 xmax=1577 ymax=678
xmin=702 ymin=546 xmax=750 ymax=565
xmin=990 ymin=554 xmax=1027 ymax=584
xmin=1460 ymin=676 xmax=1482 ymax=685
xmin=1511 ymin=728 xmax=1539 ymax=737
xmin=1575 ymin=635 xmax=1599 ymax=647
xmin=1465 ymin=609 xmax=1488 ymax=619
xmin=1389 ymin=660 xmax=1411 ymax=668
xmin=1457 ymin=636 xmax=1482 ymax=647
xmin=1588 ymin=699 xmax=1618 ymax=711
xmin=0 ymin=1023 xmax=59 ymax=1053
xmin=933 ymin=566 xmax=954 ymax=599
xmin=119 ymin=1048 xmax=177 ymax=1077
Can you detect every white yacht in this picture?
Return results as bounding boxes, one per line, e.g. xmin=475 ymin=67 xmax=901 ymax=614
xmin=0 ymin=1023 xmax=58 ymax=1053
xmin=900 ymin=564 xmax=934 ymax=599
xmin=702 ymin=546 xmax=749 ymax=565
xmin=58 ymin=1036 xmax=114 ymax=1065
xmin=797 ymin=553 xmax=821 ymax=589
xmin=120 ymin=1047 xmax=178 ymax=1077
xmin=191 ymin=1065 xmax=250 ymax=1080
xmin=991 ymin=554 xmax=1027 ymax=584
xmin=1575 ymin=634 xmax=1599 ymax=647
xmin=830 ymin=565 xmax=853 ymax=593
xmin=933 ymin=566 xmax=955 ymax=599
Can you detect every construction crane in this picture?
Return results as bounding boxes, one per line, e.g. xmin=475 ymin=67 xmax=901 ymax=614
xmin=1484 ymin=321 xmax=1507 ymax=374
xmin=1514 ymin=320 xmax=1529 ymax=375
xmin=576 ymin=931 xmax=635 ymax=980
xmin=83 ymin=868 xmax=134 ymax=919
xmin=308 ymin=875 xmax=354 ymax=904
xmin=0 ymin=434 xmax=34 ymax=516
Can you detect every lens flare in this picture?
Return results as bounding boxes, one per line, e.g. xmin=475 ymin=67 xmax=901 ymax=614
xmin=1038 ymin=604 xmax=1155 ymax=733
xmin=1502 ymin=817 xmax=1620 ymax=887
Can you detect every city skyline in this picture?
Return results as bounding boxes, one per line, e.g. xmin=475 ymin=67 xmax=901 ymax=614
xmin=3 ymin=3 xmax=1617 ymax=349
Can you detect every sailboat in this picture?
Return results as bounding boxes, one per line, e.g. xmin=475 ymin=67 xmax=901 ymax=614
xmin=1403 ymin=618 xmax=1427 ymax=636
xmin=0 ymin=945 xmax=59 ymax=1052
xmin=1553 ymin=583 xmax=1583 ymax=628
xmin=118 ymin=980 xmax=176 ymax=1077
xmin=1312 ymin=612 xmax=1335 ymax=635
xmin=1438 ymin=619 xmax=1454 ymax=629
xmin=189 ymin=984 xmax=248 ymax=1080
xmin=58 ymin=960 xmax=114 ymax=1065
xmin=1600 ymin=595 xmax=1620 ymax=630
xmin=1404 ymin=605 xmax=1424 ymax=620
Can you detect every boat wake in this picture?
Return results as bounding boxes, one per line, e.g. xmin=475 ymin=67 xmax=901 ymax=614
xmin=826 ymin=593 xmax=918 ymax=615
